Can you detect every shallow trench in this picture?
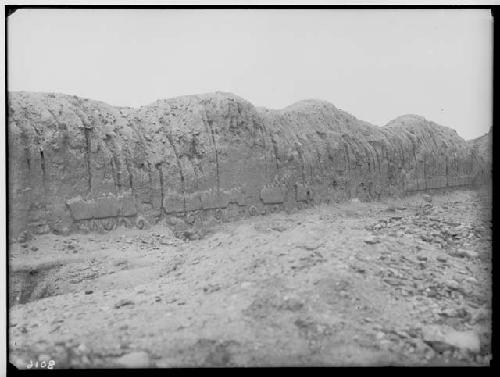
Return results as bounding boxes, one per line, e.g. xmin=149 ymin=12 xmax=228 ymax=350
xmin=9 ymin=263 xmax=66 ymax=307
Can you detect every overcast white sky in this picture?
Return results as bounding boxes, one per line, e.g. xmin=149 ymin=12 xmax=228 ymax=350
xmin=7 ymin=8 xmax=492 ymax=140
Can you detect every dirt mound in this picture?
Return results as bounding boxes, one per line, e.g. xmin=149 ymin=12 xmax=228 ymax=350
xmin=8 ymin=91 xmax=489 ymax=239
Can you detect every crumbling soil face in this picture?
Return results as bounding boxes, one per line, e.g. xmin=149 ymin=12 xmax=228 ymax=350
xmin=7 ymin=92 xmax=490 ymax=242
xmin=9 ymin=188 xmax=491 ymax=368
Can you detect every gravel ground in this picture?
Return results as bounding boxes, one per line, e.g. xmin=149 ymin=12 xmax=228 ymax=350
xmin=8 ymin=188 xmax=492 ymax=368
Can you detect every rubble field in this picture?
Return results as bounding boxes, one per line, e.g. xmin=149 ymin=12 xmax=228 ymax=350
xmin=9 ymin=187 xmax=491 ymax=368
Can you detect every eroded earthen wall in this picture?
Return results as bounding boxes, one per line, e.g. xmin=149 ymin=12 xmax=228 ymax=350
xmin=8 ymin=91 xmax=490 ymax=239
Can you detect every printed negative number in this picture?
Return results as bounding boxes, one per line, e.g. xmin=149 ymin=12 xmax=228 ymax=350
xmin=26 ymin=359 xmax=56 ymax=369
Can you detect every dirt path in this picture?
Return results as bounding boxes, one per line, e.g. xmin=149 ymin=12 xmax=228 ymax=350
xmin=8 ymin=189 xmax=492 ymax=368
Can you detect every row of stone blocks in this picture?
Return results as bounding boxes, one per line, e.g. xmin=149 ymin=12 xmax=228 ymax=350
xmin=66 ymin=184 xmax=313 ymax=221
xmin=65 ymin=176 xmax=474 ymax=225
xmin=66 ymin=192 xmax=137 ymax=221
xmin=163 ymin=185 xmax=310 ymax=214
xmin=405 ymin=175 xmax=475 ymax=192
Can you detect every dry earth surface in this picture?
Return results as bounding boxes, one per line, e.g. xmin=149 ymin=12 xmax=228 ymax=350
xmin=9 ymin=188 xmax=492 ymax=368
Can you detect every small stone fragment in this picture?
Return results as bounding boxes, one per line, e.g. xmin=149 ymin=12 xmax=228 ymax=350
xmin=351 ymin=265 xmax=366 ymax=274
xmin=114 ymin=299 xmax=135 ymax=309
xmin=281 ymin=297 xmax=304 ymax=311
xmin=444 ymin=279 xmax=460 ymax=290
xmin=114 ymin=351 xmax=151 ymax=368
xmin=422 ymin=325 xmax=481 ymax=354
xmin=422 ymin=194 xmax=432 ymax=203
xmin=364 ymin=238 xmax=381 ymax=245
xmin=453 ymin=249 xmax=478 ymax=259
xmin=444 ymin=331 xmax=481 ymax=353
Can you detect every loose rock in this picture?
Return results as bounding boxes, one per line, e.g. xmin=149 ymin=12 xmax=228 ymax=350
xmin=114 ymin=351 xmax=151 ymax=368
xmin=114 ymin=299 xmax=135 ymax=309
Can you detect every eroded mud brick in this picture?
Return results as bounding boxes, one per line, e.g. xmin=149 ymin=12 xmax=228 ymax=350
xmin=417 ymin=179 xmax=426 ymax=191
xmin=437 ymin=176 xmax=447 ymax=188
xmin=296 ymin=184 xmax=312 ymax=202
xmin=93 ymin=196 xmax=120 ymax=219
xmin=185 ymin=193 xmax=202 ymax=212
xmin=260 ymin=186 xmax=285 ymax=204
xmin=200 ymin=191 xmax=220 ymax=210
xmin=227 ymin=188 xmax=246 ymax=205
xmin=66 ymin=196 xmax=95 ymax=221
xmin=200 ymin=190 xmax=230 ymax=210
xmin=426 ymin=177 xmax=437 ymax=190
xmin=405 ymin=179 xmax=418 ymax=192
xmin=217 ymin=191 xmax=231 ymax=208
xmin=164 ymin=193 xmax=185 ymax=214
xmin=118 ymin=194 xmax=137 ymax=217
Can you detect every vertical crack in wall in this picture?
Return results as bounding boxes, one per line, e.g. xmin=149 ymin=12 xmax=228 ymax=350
xmin=342 ymin=140 xmax=350 ymax=178
xmin=193 ymin=163 xmax=200 ymax=191
xmin=73 ymin=107 xmax=93 ymax=195
xmin=125 ymin=155 xmax=134 ymax=194
xmin=355 ymin=138 xmax=370 ymax=174
xmin=296 ymin=144 xmax=306 ymax=185
xmin=46 ymin=106 xmax=68 ymax=176
xmin=411 ymin=137 xmax=419 ymax=185
xmin=370 ymin=141 xmax=381 ymax=175
xmin=363 ymin=141 xmax=372 ymax=174
xmin=445 ymin=156 xmax=449 ymax=187
xmin=130 ymin=120 xmax=153 ymax=206
xmin=206 ymin=119 xmax=221 ymax=193
xmin=19 ymin=124 xmax=32 ymax=175
xmin=21 ymin=130 xmax=31 ymax=172
xmin=380 ymin=143 xmax=386 ymax=177
xmin=342 ymin=136 xmax=357 ymax=181
xmin=40 ymin=150 xmax=46 ymax=181
xmin=103 ymin=134 xmax=123 ymax=192
xmin=25 ymin=117 xmax=49 ymax=211
xmin=385 ymin=143 xmax=393 ymax=184
xmin=84 ymin=127 xmax=92 ymax=194
xmin=397 ymin=136 xmax=406 ymax=190
xmin=269 ymin=130 xmax=280 ymax=172
xmin=147 ymin=162 xmax=154 ymax=205
xmin=166 ymin=132 xmax=186 ymax=214
xmin=398 ymin=136 xmax=406 ymax=169
xmin=199 ymin=105 xmax=222 ymax=194
xmin=315 ymin=148 xmax=322 ymax=177
xmin=109 ymin=156 xmax=118 ymax=191
xmin=156 ymin=163 xmax=165 ymax=213
xmin=188 ymin=136 xmax=202 ymax=191
xmin=114 ymin=155 xmax=122 ymax=191
xmin=256 ymin=122 xmax=275 ymax=183
xmin=409 ymin=134 xmax=418 ymax=166
xmin=422 ymin=153 xmax=428 ymax=190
